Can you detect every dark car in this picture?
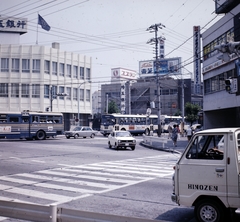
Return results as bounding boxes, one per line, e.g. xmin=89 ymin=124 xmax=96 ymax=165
xmin=65 ymin=126 xmax=97 ymax=139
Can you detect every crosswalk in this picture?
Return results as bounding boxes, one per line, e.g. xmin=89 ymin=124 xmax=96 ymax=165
xmin=0 ymin=154 xmax=179 ymax=210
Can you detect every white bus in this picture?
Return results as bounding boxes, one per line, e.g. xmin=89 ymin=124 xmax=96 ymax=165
xmin=0 ymin=111 xmax=64 ymax=140
xmin=100 ymin=113 xmax=158 ymax=136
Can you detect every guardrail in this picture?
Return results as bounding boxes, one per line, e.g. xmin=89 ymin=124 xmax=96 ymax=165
xmin=142 ymin=134 xmax=168 ymax=148
xmin=0 ymin=199 xmax=160 ymax=222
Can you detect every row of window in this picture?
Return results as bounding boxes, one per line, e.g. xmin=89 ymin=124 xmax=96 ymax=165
xmin=0 ymin=83 xmax=91 ymax=101
xmin=0 ymin=58 xmax=91 ymax=80
xmin=203 ymin=28 xmax=234 ymax=61
xmin=204 ymin=69 xmax=234 ymax=94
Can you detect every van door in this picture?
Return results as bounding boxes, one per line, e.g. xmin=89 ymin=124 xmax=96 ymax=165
xmin=177 ymin=134 xmax=227 ymax=206
xmin=226 ymin=132 xmax=240 ymax=207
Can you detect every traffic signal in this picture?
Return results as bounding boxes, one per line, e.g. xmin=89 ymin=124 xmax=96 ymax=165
xmin=225 ymin=79 xmax=232 ymax=92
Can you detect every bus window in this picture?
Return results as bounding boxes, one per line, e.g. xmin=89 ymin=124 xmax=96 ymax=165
xmin=0 ymin=115 xmax=7 ymax=123
xmin=32 ymin=116 xmax=39 ymax=123
xmin=22 ymin=117 xmax=29 ymax=123
xmin=10 ymin=117 xmax=19 ymax=123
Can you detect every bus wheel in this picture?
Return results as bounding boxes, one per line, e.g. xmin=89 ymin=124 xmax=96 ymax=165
xmin=36 ymin=130 xmax=46 ymax=140
xmin=145 ymin=129 xmax=150 ymax=136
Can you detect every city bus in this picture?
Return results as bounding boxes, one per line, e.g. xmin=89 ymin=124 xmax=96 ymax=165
xmin=0 ymin=110 xmax=64 ymax=140
xmin=100 ymin=113 xmax=159 ymax=136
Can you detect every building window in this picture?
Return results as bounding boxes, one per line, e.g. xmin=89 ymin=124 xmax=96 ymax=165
xmin=170 ymin=89 xmax=178 ymax=95
xmin=204 ymin=79 xmax=211 ymax=94
xmin=51 ymin=85 xmax=57 ymax=99
xmin=67 ymin=64 xmax=71 ymax=77
xmin=44 ymin=60 xmax=50 ymax=74
xmin=66 ymin=87 xmax=71 ymax=100
xmin=11 ymin=83 xmax=19 ymax=97
xmin=162 ymin=89 xmax=169 ymax=95
xmin=0 ymin=83 xmax=8 ymax=97
xmin=22 ymin=59 xmax=30 ymax=73
xmin=73 ymin=88 xmax=77 ymax=100
xmin=73 ymin=66 xmax=78 ymax=79
xmin=86 ymin=89 xmax=90 ymax=101
xmin=1 ymin=58 xmax=9 ymax=72
xmin=12 ymin=58 xmax=20 ymax=72
xmin=80 ymin=67 xmax=84 ymax=79
xmin=59 ymin=63 xmax=64 ymax=76
xmin=52 ymin=61 xmax=57 ymax=75
xmin=32 ymin=84 xmax=40 ymax=98
xmin=80 ymin=88 xmax=84 ymax=101
xmin=86 ymin=68 xmax=90 ymax=80
xmin=21 ymin=84 xmax=29 ymax=98
xmin=44 ymin=85 xmax=50 ymax=98
xmin=32 ymin=59 xmax=40 ymax=73
xmin=59 ymin=86 xmax=64 ymax=100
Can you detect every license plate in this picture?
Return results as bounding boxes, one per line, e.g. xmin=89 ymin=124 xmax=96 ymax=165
xmin=125 ymin=143 xmax=129 ymax=146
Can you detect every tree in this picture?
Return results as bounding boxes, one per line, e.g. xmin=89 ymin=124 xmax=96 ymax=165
xmin=185 ymin=102 xmax=201 ymax=126
xmin=108 ymin=101 xmax=120 ymax=114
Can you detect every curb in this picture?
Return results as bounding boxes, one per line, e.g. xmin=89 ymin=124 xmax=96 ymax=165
xmin=139 ymin=141 xmax=182 ymax=154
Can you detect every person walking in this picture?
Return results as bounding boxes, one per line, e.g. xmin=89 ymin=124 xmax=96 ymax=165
xmin=168 ymin=124 xmax=172 ymax=139
xmin=186 ymin=126 xmax=193 ymax=141
xmin=171 ymin=124 xmax=178 ymax=147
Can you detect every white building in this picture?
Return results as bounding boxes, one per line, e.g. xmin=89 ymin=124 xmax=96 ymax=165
xmin=0 ymin=17 xmax=92 ymax=130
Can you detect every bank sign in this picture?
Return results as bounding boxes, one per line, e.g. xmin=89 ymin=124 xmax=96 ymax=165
xmin=139 ymin=57 xmax=181 ymax=77
xmin=0 ymin=17 xmax=27 ymax=34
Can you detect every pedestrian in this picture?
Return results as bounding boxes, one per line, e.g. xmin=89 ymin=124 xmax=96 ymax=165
xmin=186 ymin=126 xmax=193 ymax=141
xmin=171 ymin=124 xmax=178 ymax=147
xmin=168 ymin=124 xmax=172 ymax=139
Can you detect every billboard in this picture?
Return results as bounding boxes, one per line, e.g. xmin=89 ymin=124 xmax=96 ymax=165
xmin=0 ymin=17 xmax=27 ymax=34
xmin=139 ymin=57 xmax=181 ymax=77
xmin=111 ymin=68 xmax=137 ymax=82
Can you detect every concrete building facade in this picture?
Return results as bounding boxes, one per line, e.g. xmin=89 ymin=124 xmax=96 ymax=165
xmin=202 ymin=3 xmax=240 ymax=128
xmin=100 ymin=77 xmax=195 ymax=116
xmin=0 ymin=21 xmax=92 ymax=130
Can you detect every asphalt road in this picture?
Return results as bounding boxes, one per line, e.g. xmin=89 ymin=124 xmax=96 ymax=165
xmin=0 ymin=134 xmax=239 ymax=222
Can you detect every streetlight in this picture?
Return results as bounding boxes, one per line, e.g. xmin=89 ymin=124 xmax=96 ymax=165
xmin=146 ymin=23 xmax=165 ymax=137
xmin=77 ymin=80 xmax=91 ymax=126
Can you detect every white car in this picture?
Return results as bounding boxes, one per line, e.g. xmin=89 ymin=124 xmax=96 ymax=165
xmin=108 ymin=131 xmax=136 ymax=150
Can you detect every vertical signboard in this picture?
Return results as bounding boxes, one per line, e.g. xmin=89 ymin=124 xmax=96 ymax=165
xmin=120 ymin=83 xmax=125 ymax=114
xmin=193 ymin=26 xmax=201 ymax=94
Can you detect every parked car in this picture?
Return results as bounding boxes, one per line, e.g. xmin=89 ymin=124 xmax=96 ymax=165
xmin=191 ymin=124 xmax=203 ymax=133
xmin=65 ymin=126 xmax=97 ymax=139
xmin=108 ymin=131 xmax=136 ymax=150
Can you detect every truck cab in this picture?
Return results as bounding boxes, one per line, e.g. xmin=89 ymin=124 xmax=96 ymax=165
xmin=171 ymin=128 xmax=240 ymax=222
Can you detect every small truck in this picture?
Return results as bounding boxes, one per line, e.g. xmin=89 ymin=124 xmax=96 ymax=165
xmin=171 ymin=128 xmax=240 ymax=222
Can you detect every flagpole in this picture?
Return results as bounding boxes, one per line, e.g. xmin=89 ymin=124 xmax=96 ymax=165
xmin=36 ymin=13 xmax=38 ymax=45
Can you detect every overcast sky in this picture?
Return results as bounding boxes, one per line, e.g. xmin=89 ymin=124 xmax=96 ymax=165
xmin=1 ymin=0 xmax=223 ymax=91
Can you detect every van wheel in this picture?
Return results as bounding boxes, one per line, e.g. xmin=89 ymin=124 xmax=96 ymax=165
xmin=35 ymin=130 xmax=46 ymax=140
xmin=194 ymin=199 xmax=225 ymax=222
xmin=108 ymin=141 xmax=112 ymax=149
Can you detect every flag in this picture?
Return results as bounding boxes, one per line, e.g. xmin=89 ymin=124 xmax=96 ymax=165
xmin=38 ymin=14 xmax=51 ymax=31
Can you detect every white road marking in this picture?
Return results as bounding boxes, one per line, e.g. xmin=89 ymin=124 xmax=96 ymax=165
xmin=0 ymin=154 xmax=179 ymax=206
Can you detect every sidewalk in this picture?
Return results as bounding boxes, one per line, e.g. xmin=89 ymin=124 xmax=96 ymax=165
xmin=140 ymin=133 xmax=189 ymax=154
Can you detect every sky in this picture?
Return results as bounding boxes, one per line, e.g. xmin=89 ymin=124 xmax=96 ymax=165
xmin=0 ymin=0 xmax=223 ymax=91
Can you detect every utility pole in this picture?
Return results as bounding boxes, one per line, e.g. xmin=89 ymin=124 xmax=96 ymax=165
xmin=146 ymin=23 xmax=165 ymax=137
